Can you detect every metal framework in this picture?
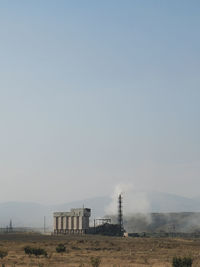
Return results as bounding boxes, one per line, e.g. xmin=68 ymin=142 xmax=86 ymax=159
xmin=118 ymin=194 xmax=124 ymax=235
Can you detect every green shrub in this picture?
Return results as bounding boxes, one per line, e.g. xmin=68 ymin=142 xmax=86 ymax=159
xmin=172 ymin=256 xmax=193 ymax=267
xmin=33 ymin=248 xmax=47 ymax=257
xmin=0 ymin=250 xmax=7 ymax=259
xmin=24 ymin=246 xmax=47 ymax=257
xmin=90 ymin=257 xmax=101 ymax=267
xmin=24 ymin=246 xmax=32 ymax=255
xmin=56 ymin=243 xmax=66 ymax=253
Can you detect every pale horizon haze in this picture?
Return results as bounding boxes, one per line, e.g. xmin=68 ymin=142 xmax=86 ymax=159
xmin=0 ymin=1 xmax=200 ymax=204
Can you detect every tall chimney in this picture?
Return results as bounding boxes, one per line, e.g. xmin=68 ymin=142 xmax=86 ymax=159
xmin=118 ymin=194 xmax=124 ymax=235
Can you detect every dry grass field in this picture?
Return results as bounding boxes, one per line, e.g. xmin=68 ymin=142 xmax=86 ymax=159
xmin=0 ymin=233 xmax=200 ymax=266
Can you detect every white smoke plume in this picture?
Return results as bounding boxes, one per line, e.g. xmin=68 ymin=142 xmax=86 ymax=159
xmin=105 ymin=183 xmax=151 ymax=216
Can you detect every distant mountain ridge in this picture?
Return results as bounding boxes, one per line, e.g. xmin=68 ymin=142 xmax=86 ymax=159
xmin=0 ymin=192 xmax=200 ymax=228
xmin=146 ymin=191 xmax=200 ymax=212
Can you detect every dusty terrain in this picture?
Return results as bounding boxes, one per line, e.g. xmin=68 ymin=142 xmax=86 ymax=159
xmin=0 ymin=233 xmax=200 ymax=266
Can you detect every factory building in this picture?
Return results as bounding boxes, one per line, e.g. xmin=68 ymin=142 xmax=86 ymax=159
xmin=53 ymin=208 xmax=91 ymax=234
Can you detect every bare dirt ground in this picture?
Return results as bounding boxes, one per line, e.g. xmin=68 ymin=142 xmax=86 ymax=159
xmin=0 ymin=233 xmax=200 ymax=266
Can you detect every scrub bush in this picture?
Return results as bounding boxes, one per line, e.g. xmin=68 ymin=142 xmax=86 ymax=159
xmin=172 ymin=256 xmax=193 ymax=267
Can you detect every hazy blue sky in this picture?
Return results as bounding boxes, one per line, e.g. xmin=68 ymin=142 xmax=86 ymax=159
xmin=0 ymin=0 xmax=200 ymax=204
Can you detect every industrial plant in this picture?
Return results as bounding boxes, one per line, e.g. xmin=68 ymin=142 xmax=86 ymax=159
xmin=53 ymin=208 xmax=91 ymax=234
xmin=53 ymin=194 xmax=125 ymax=236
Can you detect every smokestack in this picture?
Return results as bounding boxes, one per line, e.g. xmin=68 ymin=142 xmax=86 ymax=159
xmin=118 ymin=194 xmax=124 ymax=235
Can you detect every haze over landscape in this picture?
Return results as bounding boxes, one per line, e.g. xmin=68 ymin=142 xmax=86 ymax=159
xmin=0 ymin=0 xmax=200 ymax=224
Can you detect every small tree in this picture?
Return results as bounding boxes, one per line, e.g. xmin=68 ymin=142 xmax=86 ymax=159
xmin=56 ymin=243 xmax=66 ymax=253
xmin=172 ymin=256 xmax=193 ymax=267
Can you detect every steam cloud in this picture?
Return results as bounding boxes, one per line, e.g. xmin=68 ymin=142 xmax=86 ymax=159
xmin=105 ymin=184 xmax=200 ymax=233
xmin=105 ymin=183 xmax=151 ymax=216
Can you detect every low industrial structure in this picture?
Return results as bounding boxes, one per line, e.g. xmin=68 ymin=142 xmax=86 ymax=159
xmin=53 ymin=208 xmax=91 ymax=234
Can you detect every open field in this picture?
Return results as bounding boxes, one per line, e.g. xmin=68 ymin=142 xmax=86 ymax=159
xmin=0 ymin=234 xmax=200 ymax=266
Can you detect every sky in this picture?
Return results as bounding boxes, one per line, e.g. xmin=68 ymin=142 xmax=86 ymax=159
xmin=0 ymin=0 xmax=200 ymax=204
